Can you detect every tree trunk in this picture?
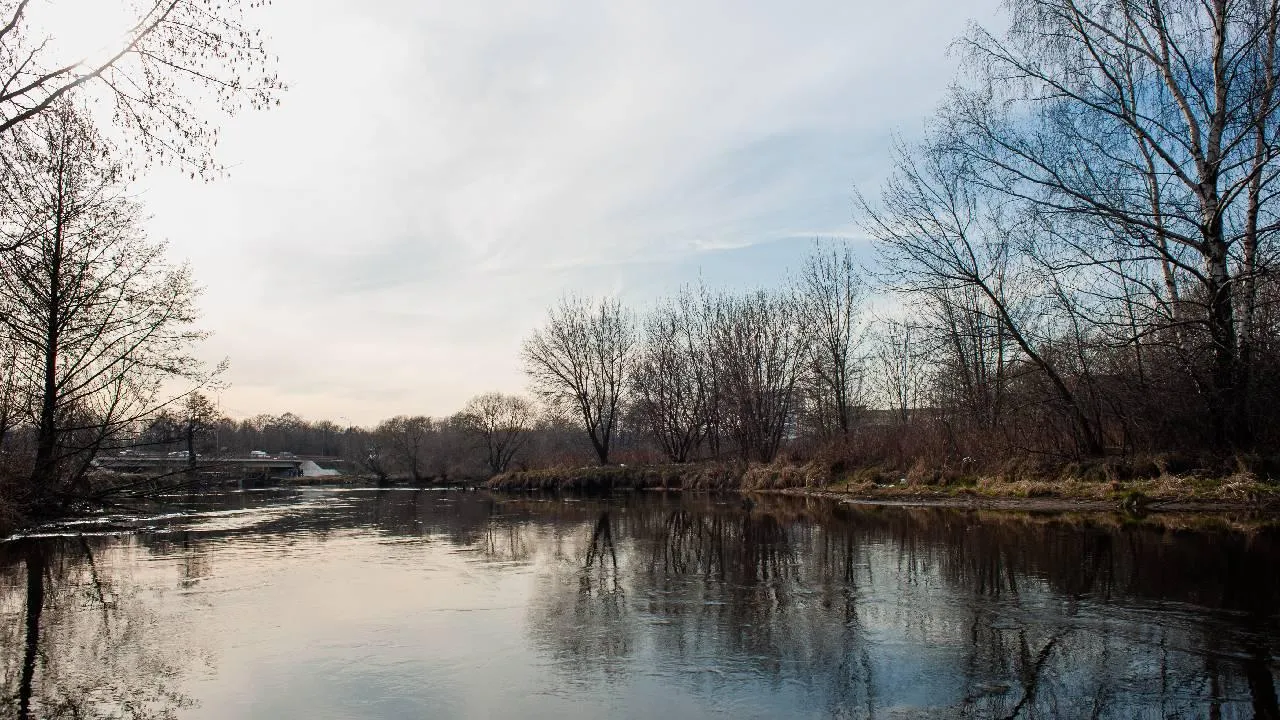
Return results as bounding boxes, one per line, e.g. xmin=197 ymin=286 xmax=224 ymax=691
xmin=589 ymin=433 xmax=609 ymax=465
xmin=1205 ymin=239 xmax=1244 ymax=448
xmin=29 ymin=146 xmax=68 ymax=502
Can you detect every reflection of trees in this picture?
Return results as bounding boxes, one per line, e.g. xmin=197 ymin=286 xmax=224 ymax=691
xmin=15 ymin=543 xmax=41 ymax=720
xmin=525 ymin=498 xmax=880 ymax=711
xmin=480 ymin=523 xmax=533 ymax=564
xmin=4 ymin=489 xmax=1275 ymax=718
xmin=517 ymin=494 xmax=1280 ymax=718
xmin=651 ymin=509 xmax=791 ymax=582
xmin=639 ymin=505 xmax=879 ymax=712
xmin=586 ymin=512 xmax=618 ymax=572
xmin=0 ymin=490 xmax=579 ymax=720
xmin=0 ymin=539 xmax=196 ymax=719
xmin=870 ymin=507 xmax=1280 ymax=718
xmin=526 ymin=511 xmax=632 ymax=679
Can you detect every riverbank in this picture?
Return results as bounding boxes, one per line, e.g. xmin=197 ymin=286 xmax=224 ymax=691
xmin=487 ymin=460 xmax=1280 ymax=512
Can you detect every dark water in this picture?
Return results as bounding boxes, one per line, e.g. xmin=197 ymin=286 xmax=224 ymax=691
xmin=0 ymin=490 xmax=1278 ymax=719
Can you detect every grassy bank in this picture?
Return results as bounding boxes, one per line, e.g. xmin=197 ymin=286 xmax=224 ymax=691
xmin=487 ymin=463 xmax=746 ymax=492
xmin=487 ymin=457 xmax=1280 ymax=511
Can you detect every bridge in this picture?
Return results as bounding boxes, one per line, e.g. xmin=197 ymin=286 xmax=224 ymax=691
xmin=94 ymin=453 xmax=347 ymax=481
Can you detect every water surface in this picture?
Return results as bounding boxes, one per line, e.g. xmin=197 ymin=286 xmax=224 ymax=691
xmin=1 ymin=490 xmax=1277 ymax=718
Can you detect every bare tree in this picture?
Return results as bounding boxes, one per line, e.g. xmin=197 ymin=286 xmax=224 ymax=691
xmin=0 ymin=0 xmax=283 ymax=173
xmin=0 ymin=325 xmax=22 ymax=446
xmin=707 ymin=289 xmax=807 ymax=463
xmin=949 ymin=0 xmax=1280 ymax=448
xmin=356 ymin=440 xmax=391 ymax=485
xmin=0 ymin=102 xmax=205 ymax=506
xmin=426 ymin=415 xmax=472 ymax=482
xmin=377 ymin=415 xmax=434 ymax=483
xmin=861 ymin=141 xmax=1106 ymax=456
xmin=871 ymin=319 xmax=927 ymax=427
xmin=460 ymin=392 xmax=534 ymax=475
xmin=523 ymin=296 xmax=635 ymax=465
xmin=522 ymin=408 xmax=596 ymax=469
xmin=631 ymin=290 xmax=711 ymax=463
xmin=179 ymin=392 xmax=217 ymax=467
xmin=796 ymin=241 xmax=868 ymax=436
xmin=921 ymin=284 xmax=1017 ymax=432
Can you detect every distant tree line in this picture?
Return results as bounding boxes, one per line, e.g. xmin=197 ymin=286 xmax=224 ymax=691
xmin=127 ymin=391 xmax=584 ymax=484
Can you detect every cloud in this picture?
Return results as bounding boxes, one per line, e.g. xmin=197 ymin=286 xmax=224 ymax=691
xmin=137 ymin=0 xmax=1001 ymax=425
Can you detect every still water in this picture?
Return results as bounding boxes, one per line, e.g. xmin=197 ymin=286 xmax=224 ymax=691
xmin=0 ymin=489 xmax=1277 ymax=719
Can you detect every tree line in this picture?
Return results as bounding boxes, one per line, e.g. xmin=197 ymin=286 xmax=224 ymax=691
xmin=521 ymin=245 xmax=874 ymax=468
xmin=128 ymin=391 xmax=582 ymax=483
xmin=249 ymin=0 xmax=1280 ymax=487
xmin=6 ymin=0 xmax=1280 ymax=512
xmin=523 ymin=0 xmax=1280 ymax=475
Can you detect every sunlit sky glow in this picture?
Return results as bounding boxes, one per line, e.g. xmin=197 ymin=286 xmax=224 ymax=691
xmin=106 ymin=0 xmax=1005 ymax=425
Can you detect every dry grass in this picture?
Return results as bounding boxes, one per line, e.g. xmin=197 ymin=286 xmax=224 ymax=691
xmin=488 ymin=455 xmax=1280 ymax=511
xmin=487 ymin=463 xmax=747 ymax=492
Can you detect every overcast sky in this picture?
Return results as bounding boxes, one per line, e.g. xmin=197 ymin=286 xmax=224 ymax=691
xmin=127 ymin=0 xmax=1002 ymax=425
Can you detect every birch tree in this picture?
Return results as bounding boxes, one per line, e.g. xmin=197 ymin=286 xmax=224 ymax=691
xmin=948 ymin=0 xmax=1280 ymax=448
xmin=862 ymin=141 xmax=1106 ymax=455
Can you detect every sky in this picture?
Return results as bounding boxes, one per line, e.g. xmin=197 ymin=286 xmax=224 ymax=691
xmin=106 ymin=0 xmax=1004 ymax=425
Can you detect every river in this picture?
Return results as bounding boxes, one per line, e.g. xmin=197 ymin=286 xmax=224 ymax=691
xmin=0 ymin=489 xmax=1277 ymax=718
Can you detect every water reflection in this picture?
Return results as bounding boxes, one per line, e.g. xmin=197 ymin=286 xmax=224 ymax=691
xmin=0 ymin=538 xmax=197 ymax=719
xmin=0 ymin=490 xmax=1276 ymax=719
xmin=522 ymin=497 xmax=1280 ymax=718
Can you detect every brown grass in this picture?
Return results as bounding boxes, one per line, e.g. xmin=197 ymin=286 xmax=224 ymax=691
xmin=487 ymin=456 xmax=1280 ymax=511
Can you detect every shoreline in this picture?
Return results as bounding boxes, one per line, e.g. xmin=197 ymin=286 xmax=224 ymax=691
xmin=486 ymin=462 xmax=1280 ymax=514
xmin=3 ymin=462 xmax=1275 ymax=538
xmin=757 ymin=487 xmax=1279 ymax=514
